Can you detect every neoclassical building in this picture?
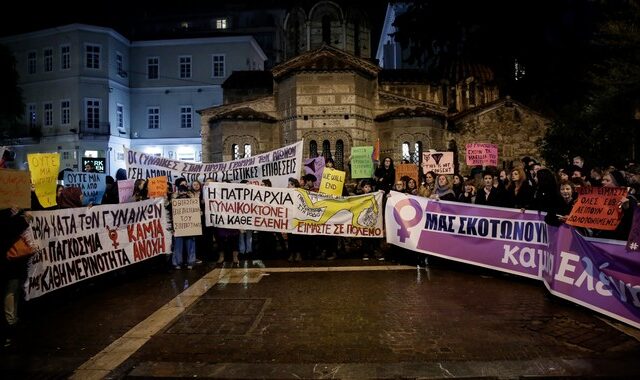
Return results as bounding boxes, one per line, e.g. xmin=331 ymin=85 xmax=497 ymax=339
xmin=200 ymin=1 xmax=550 ymax=175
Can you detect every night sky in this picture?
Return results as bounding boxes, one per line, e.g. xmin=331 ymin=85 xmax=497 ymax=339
xmin=0 ymin=0 xmax=390 ymax=45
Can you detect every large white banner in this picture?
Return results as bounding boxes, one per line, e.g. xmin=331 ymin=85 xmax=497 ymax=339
xmin=25 ymin=198 xmax=172 ymax=300
xmin=124 ymin=141 xmax=303 ymax=188
xmin=204 ymin=182 xmax=385 ymax=238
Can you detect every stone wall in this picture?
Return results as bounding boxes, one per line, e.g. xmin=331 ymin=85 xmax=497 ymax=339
xmin=453 ymin=102 xmax=550 ymax=174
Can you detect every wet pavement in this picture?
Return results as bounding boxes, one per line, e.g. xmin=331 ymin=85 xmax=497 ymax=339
xmin=2 ymin=253 xmax=640 ymax=379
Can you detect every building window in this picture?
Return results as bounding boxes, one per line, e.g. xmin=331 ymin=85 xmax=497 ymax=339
xmin=179 ymin=56 xmax=191 ymax=79
xmin=180 ymin=106 xmax=192 ymax=128
xmin=60 ymin=100 xmax=70 ymax=125
xmin=147 ymin=57 xmax=159 ymax=79
xmin=402 ymin=142 xmax=411 ymax=162
xmin=116 ymin=53 xmax=124 ymax=76
xmin=44 ymin=102 xmax=53 ymax=126
xmin=27 ymin=104 xmax=36 ymax=127
xmin=85 ymin=44 xmax=100 ymax=69
xmin=27 ymin=51 xmax=36 ymax=74
xmin=244 ymin=144 xmax=252 ymax=158
xmin=212 ymin=55 xmax=225 ymax=77
xmin=147 ymin=107 xmax=159 ymax=129
xmin=216 ymin=18 xmax=228 ymax=29
xmin=60 ymin=45 xmax=70 ymax=70
xmin=309 ymin=140 xmax=318 ymax=158
xmin=232 ymin=144 xmax=240 ymax=160
xmin=85 ymin=99 xmax=100 ymax=129
xmin=62 ymin=151 xmax=70 ymax=160
xmin=322 ymin=15 xmax=331 ymax=44
xmin=414 ymin=141 xmax=422 ymax=164
xmin=116 ymin=104 xmax=124 ymax=130
xmin=335 ymin=139 xmax=344 ymax=170
xmin=322 ymin=140 xmax=332 ymax=161
xmin=44 ymin=48 xmax=53 ymax=72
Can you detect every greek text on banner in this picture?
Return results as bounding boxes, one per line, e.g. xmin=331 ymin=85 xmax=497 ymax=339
xmin=204 ymin=182 xmax=384 ymax=238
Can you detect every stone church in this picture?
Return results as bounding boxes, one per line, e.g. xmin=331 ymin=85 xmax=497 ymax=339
xmin=199 ymin=1 xmax=550 ymax=175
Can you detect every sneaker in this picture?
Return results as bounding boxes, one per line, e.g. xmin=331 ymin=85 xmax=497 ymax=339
xmin=294 ymin=252 xmax=302 ymax=262
xmin=187 ymin=266 xmax=193 ymax=270
xmin=377 ymin=256 xmax=385 ymax=261
xmin=287 ymin=254 xmax=294 ymax=262
xmin=326 ymin=253 xmax=337 ymax=260
xmin=174 ymin=266 xmax=181 ymax=270
xmin=195 ymin=259 xmax=203 ymax=265
xmin=362 ymin=255 xmax=370 ymax=261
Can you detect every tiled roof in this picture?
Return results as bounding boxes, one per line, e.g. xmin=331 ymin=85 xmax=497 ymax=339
xmin=375 ymin=106 xmax=446 ymax=121
xmin=272 ymin=44 xmax=380 ymax=80
xmin=208 ymin=107 xmax=276 ymax=122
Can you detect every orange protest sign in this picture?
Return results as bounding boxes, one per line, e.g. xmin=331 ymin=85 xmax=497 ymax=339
xmin=0 ymin=169 xmax=32 ymax=209
xmin=147 ymin=176 xmax=168 ymax=198
xmin=566 ymin=186 xmax=628 ymax=231
xmin=395 ymin=163 xmax=419 ymax=184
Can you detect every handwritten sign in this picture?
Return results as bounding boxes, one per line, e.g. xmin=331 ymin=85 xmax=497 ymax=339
xmin=0 ymin=169 xmax=32 ymax=209
xmin=118 ymin=179 xmax=136 ymax=203
xmin=63 ymin=171 xmax=107 ymax=205
xmin=466 ymin=143 xmax=498 ymax=166
xmin=147 ymin=176 xmax=168 ymax=198
xmin=421 ymin=152 xmax=454 ymax=174
xmin=319 ymin=168 xmax=346 ymax=196
xmin=566 ymin=186 xmax=628 ymax=230
xmin=28 ymin=153 xmax=60 ymax=208
xmin=172 ymin=197 xmax=203 ymax=237
xmin=395 ymin=164 xmax=418 ymax=184
xmin=351 ymin=146 xmax=374 ymax=179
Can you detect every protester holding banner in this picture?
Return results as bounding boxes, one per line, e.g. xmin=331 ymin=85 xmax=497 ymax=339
xmin=286 ymin=178 xmax=303 ymax=262
xmin=171 ymin=179 xmax=198 ymax=269
xmin=595 ymin=170 xmax=635 ymax=240
xmin=451 ymin=174 xmax=464 ymax=199
xmin=132 ymin=179 xmax=148 ymax=202
xmin=406 ymin=178 xmax=418 ymax=196
xmin=545 ymin=180 xmax=577 ymax=226
xmin=57 ymin=187 xmax=83 ymax=209
xmin=430 ymin=175 xmax=457 ymax=201
xmin=475 ymin=171 xmax=504 ymax=207
xmin=0 ymin=207 xmax=31 ymax=348
xmin=506 ymin=167 xmax=534 ymax=209
xmin=458 ymin=179 xmax=477 ymax=203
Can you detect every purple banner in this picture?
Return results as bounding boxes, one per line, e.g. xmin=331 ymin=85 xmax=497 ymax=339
xmin=546 ymin=226 xmax=640 ymax=328
xmin=385 ymin=191 xmax=640 ymax=329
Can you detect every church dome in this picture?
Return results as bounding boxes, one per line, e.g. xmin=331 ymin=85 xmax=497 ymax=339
xmin=442 ymin=60 xmax=495 ymax=84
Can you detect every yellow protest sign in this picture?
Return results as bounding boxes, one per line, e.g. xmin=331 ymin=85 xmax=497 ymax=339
xmin=319 ymin=168 xmax=346 ymax=196
xmin=28 ymin=153 xmax=60 ymax=208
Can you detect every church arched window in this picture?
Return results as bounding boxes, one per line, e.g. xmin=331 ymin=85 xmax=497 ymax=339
xmin=414 ymin=141 xmax=423 ymax=164
xmin=309 ymin=140 xmax=318 ymax=158
xmin=322 ymin=15 xmax=331 ymax=44
xmin=402 ymin=142 xmax=411 ymax=162
xmin=322 ymin=140 xmax=332 ymax=160
xmin=335 ymin=139 xmax=344 ymax=170
xmin=244 ymin=144 xmax=252 ymax=158
xmin=232 ymin=144 xmax=240 ymax=160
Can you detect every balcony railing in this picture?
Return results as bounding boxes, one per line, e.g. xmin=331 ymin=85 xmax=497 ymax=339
xmin=78 ymin=121 xmax=110 ymax=136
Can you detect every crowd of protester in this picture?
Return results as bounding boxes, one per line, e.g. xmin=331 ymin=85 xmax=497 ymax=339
xmin=2 ymin=153 xmax=638 ymax=348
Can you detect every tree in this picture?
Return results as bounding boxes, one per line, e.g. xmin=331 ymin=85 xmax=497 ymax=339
xmin=0 ymin=44 xmax=25 ymax=139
